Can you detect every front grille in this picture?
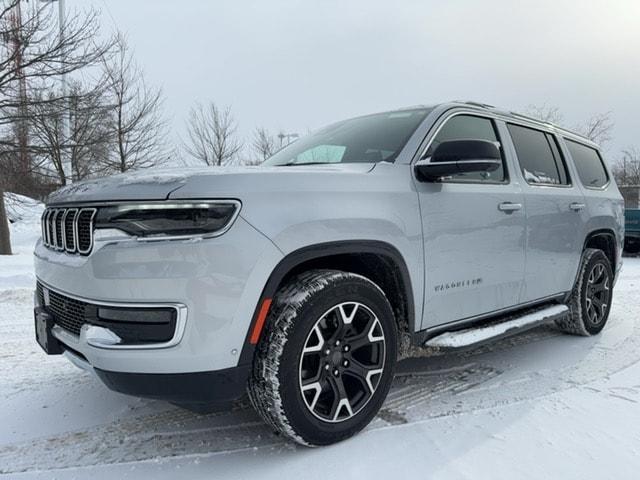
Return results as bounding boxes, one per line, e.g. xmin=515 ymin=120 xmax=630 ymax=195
xmin=41 ymin=207 xmax=96 ymax=255
xmin=37 ymin=282 xmax=92 ymax=336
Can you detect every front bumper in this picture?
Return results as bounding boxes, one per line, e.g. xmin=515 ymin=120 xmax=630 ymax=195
xmin=94 ymin=365 xmax=251 ymax=407
xmin=33 ymin=215 xmax=283 ymax=376
xmin=35 ymin=303 xmax=250 ymax=405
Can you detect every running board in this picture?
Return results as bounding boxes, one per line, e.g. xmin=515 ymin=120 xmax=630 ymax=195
xmin=424 ymin=304 xmax=569 ymax=351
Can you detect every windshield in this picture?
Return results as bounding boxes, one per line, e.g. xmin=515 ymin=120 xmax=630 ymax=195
xmin=263 ymin=108 xmax=431 ymax=166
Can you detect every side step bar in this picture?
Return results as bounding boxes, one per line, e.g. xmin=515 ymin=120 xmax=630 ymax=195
xmin=424 ymin=304 xmax=569 ymax=351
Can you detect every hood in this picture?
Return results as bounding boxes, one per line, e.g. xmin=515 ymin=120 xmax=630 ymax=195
xmin=46 ymin=170 xmax=190 ymax=205
xmin=46 ymin=164 xmax=376 ymax=205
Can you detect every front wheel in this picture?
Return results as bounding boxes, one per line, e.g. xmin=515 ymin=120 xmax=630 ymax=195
xmin=556 ymin=248 xmax=613 ymax=336
xmin=248 ymin=270 xmax=397 ymax=446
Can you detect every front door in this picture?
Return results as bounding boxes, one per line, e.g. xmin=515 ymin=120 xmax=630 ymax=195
xmin=415 ymin=113 xmax=526 ymax=329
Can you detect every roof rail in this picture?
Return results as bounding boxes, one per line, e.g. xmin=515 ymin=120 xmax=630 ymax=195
xmin=508 ymin=111 xmax=592 ymax=142
xmin=509 ymin=111 xmax=553 ymax=126
xmin=458 ymin=100 xmax=495 ymax=109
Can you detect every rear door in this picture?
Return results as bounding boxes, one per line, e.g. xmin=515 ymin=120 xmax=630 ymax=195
xmin=415 ymin=113 xmax=526 ymax=328
xmin=505 ymin=124 xmax=588 ymax=301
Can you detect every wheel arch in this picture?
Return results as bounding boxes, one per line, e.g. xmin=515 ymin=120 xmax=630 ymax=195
xmin=565 ymin=228 xmax=618 ymax=302
xmin=239 ymin=240 xmax=416 ymax=365
xmin=583 ymin=229 xmax=617 ymax=273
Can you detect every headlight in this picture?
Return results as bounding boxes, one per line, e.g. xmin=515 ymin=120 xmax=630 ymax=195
xmin=94 ymin=201 xmax=240 ymax=238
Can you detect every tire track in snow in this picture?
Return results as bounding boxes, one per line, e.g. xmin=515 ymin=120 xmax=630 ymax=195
xmin=0 ymin=361 xmax=502 ymax=473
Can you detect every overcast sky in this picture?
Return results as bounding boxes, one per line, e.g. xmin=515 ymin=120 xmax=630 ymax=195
xmin=71 ymin=0 xmax=639 ymax=161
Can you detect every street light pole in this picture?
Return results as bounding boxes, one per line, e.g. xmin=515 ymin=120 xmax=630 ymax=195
xmin=42 ymin=0 xmax=71 ymax=184
xmin=57 ymin=0 xmax=72 ymax=184
xmin=278 ymin=132 xmax=299 ymax=147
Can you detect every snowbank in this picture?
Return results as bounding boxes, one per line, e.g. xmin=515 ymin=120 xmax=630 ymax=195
xmin=4 ymin=192 xmax=44 ymax=224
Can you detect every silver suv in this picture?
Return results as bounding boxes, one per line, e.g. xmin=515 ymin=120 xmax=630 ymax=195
xmin=34 ymin=101 xmax=624 ymax=446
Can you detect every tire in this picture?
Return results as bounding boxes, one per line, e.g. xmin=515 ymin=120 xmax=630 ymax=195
xmin=624 ymin=239 xmax=640 ymax=255
xmin=248 ymin=269 xmax=397 ymax=446
xmin=556 ymin=248 xmax=614 ymax=336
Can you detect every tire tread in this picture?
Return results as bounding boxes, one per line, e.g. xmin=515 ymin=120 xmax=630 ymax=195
xmin=248 ymin=269 xmax=389 ymax=446
xmin=556 ymin=248 xmax=611 ymax=336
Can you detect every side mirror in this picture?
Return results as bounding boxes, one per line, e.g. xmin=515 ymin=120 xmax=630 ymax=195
xmin=415 ymin=139 xmax=501 ymax=182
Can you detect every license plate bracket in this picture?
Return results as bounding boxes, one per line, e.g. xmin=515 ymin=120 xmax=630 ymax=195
xmin=34 ymin=306 xmax=64 ymax=355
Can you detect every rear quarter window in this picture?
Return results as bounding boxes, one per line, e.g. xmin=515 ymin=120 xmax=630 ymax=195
xmin=565 ymin=139 xmax=609 ymax=188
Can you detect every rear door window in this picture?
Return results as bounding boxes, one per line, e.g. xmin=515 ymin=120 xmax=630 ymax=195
xmin=507 ymin=124 xmax=570 ymax=186
xmin=565 ymin=139 xmax=609 ymax=188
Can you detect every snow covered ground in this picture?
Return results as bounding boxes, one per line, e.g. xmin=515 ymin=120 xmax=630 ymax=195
xmin=1 ymin=211 xmax=640 ymax=479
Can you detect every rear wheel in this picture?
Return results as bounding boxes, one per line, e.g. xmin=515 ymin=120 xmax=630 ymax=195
xmin=556 ymin=248 xmax=613 ymax=336
xmin=248 ymin=269 xmax=397 ymax=446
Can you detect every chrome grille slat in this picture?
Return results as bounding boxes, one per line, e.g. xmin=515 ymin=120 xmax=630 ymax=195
xmin=63 ymin=208 xmax=78 ymax=252
xmin=50 ymin=209 xmax=59 ymax=249
xmin=41 ymin=210 xmax=49 ymax=246
xmin=41 ymin=207 xmax=96 ymax=256
xmin=54 ymin=209 xmax=64 ymax=250
xmin=77 ymin=209 xmax=97 ymax=254
xmin=48 ymin=209 xmax=55 ymax=247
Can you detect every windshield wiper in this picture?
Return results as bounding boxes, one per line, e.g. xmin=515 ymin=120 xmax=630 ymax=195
xmin=274 ymin=162 xmax=333 ymax=167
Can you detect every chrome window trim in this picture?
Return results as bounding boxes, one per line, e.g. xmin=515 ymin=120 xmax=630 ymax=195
xmin=39 ymin=278 xmax=188 ymax=351
xmin=414 ymin=107 xmax=600 ymax=164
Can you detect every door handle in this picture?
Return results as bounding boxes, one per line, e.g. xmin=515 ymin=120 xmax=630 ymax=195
xmin=498 ymin=202 xmax=522 ymax=213
xmin=570 ymin=202 xmax=586 ymax=211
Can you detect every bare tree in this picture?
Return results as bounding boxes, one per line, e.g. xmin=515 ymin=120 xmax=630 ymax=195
xmin=575 ymin=112 xmax=614 ymax=147
xmin=612 ymin=147 xmax=640 ymax=186
xmin=184 ymin=101 xmax=242 ymax=166
xmin=0 ymin=0 xmax=113 ymax=254
xmin=524 ymin=104 xmax=564 ymax=125
xmin=251 ymin=127 xmax=276 ymax=163
xmin=524 ymin=104 xmax=614 ymax=148
xmin=99 ymin=33 xmax=167 ymax=173
xmin=28 ymin=80 xmax=113 ymax=183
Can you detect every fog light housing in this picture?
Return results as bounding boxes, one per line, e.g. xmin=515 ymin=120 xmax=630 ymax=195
xmin=92 ymin=306 xmax=177 ymax=345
